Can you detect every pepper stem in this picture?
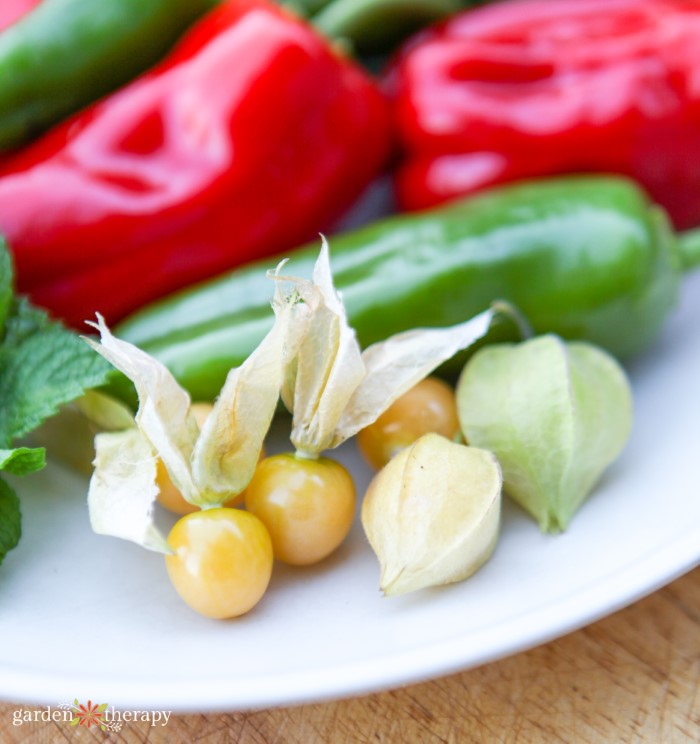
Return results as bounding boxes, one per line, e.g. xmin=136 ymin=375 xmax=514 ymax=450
xmin=678 ymin=228 xmax=700 ymax=272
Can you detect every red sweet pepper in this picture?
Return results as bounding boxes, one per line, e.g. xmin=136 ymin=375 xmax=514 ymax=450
xmin=0 ymin=0 xmax=42 ymax=32
xmin=387 ymin=0 xmax=700 ymax=229
xmin=0 ymin=0 xmax=390 ymax=327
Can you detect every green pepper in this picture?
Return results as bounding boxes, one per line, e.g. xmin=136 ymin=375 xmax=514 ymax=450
xmin=115 ymin=176 xmax=700 ymax=402
xmin=0 ymin=0 xmax=219 ymax=151
xmin=311 ymin=0 xmax=467 ymax=54
xmin=284 ymin=0 xmax=488 ymax=55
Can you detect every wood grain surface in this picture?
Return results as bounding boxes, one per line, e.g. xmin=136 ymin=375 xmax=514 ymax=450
xmin=1 ymin=566 xmax=698 ymax=743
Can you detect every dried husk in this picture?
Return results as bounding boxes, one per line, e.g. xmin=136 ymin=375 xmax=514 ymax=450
xmin=361 ymin=433 xmax=502 ymax=596
xmin=75 ymin=389 xmax=136 ymax=431
xmin=273 ymin=241 xmax=505 ymax=457
xmin=88 ymin=428 xmax=169 ymax=553
xmin=84 ymin=302 xmax=291 ymax=551
xmin=272 ymin=242 xmax=365 ymax=456
xmin=85 ymin=316 xmax=200 ymax=505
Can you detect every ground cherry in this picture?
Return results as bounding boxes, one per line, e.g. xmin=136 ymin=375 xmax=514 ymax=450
xmin=165 ymin=508 xmax=273 ymax=619
xmin=356 ymin=377 xmax=461 ymax=470
xmin=157 ymin=402 xmax=263 ymax=514
xmin=245 ymin=454 xmax=356 ymax=566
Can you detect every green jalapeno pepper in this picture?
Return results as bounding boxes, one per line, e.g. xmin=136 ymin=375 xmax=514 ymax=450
xmin=311 ymin=0 xmax=467 ymax=54
xmin=0 ymin=0 xmax=218 ymax=151
xmin=285 ymin=0 xmax=488 ymax=55
xmin=114 ymin=176 xmax=700 ymax=402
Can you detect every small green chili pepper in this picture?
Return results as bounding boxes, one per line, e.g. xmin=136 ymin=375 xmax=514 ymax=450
xmin=0 ymin=0 xmax=219 ymax=151
xmin=114 ymin=176 xmax=700 ymax=403
xmin=282 ymin=0 xmax=493 ymax=55
xmin=311 ymin=0 xmax=468 ymax=54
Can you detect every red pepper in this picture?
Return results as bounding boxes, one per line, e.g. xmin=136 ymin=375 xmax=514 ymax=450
xmin=0 ymin=0 xmax=42 ymax=32
xmin=0 ymin=0 xmax=390 ymax=327
xmin=387 ymin=0 xmax=700 ymax=229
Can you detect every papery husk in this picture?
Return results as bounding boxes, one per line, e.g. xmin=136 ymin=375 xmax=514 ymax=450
xmin=332 ymin=309 xmax=495 ymax=446
xmin=272 ymin=241 xmax=510 ymax=456
xmin=272 ymin=239 xmax=365 ymax=456
xmin=85 ymin=316 xmax=200 ymax=504
xmin=456 ymin=335 xmax=633 ymax=532
xmin=191 ymin=299 xmax=293 ymax=505
xmin=362 ymin=433 xmax=502 ymax=596
xmin=75 ymin=389 xmax=136 ymax=431
xmin=85 ymin=301 xmax=290 ymax=548
xmin=88 ymin=428 xmax=169 ymax=554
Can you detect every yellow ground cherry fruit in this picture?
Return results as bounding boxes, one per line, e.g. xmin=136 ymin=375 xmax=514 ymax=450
xmin=356 ymin=376 xmax=461 ymax=470
xmin=245 ymin=454 xmax=356 ymax=566
xmin=165 ymin=508 xmax=273 ymax=619
xmin=157 ymin=402 xmax=264 ymax=514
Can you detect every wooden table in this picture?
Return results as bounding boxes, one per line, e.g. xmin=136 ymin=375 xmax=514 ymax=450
xmin=1 ymin=566 xmax=698 ymax=742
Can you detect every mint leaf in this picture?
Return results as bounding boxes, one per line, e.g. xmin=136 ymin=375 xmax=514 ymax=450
xmin=0 ymin=239 xmax=12 ymax=334
xmin=0 ymin=447 xmax=46 ymax=476
xmin=0 ymin=477 xmax=20 ymax=566
xmin=0 ymin=243 xmax=113 ymax=568
xmin=0 ymin=297 xmax=112 ymax=445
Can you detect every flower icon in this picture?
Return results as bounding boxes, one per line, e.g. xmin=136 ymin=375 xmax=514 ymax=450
xmin=71 ymin=699 xmax=108 ymax=728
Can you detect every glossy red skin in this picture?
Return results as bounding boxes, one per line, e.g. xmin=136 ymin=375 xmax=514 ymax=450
xmin=387 ymin=0 xmax=700 ymax=229
xmin=0 ymin=0 xmax=42 ymax=32
xmin=0 ymin=0 xmax=390 ymax=327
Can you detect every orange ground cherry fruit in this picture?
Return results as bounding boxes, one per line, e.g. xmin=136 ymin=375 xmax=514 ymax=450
xmin=245 ymin=453 xmax=356 ymax=566
xmin=165 ymin=508 xmax=273 ymax=619
xmin=356 ymin=377 xmax=461 ymax=470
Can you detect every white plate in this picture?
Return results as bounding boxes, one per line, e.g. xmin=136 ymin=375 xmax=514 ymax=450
xmin=2 ymin=270 xmax=700 ymax=714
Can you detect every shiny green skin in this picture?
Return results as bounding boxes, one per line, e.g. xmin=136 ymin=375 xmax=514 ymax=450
xmin=116 ymin=176 xmax=685 ymax=403
xmin=312 ymin=0 xmax=468 ymax=54
xmin=0 ymin=0 xmax=218 ymax=150
xmin=287 ymin=0 xmax=485 ymax=55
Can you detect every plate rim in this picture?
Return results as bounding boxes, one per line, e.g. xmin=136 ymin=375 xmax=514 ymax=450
xmin=2 ymin=527 xmax=698 ymax=712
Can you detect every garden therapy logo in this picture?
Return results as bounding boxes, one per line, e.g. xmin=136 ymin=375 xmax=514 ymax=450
xmin=67 ymin=700 xmax=118 ymax=731
xmin=12 ymin=701 xmax=171 ymax=729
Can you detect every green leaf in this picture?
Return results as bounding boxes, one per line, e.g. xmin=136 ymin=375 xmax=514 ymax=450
xmin=0 ymin=447 xmax=46 ymax=476
xmin=0 ymin=477 xmax=21 ymax=566
xmin=97 ymin=703 xmax=108 ymax=713
xmin=0 ymin=239 xmax=12 ymax=335
xmin=0 ymin=270 xmax=112 ymax=565
xmin=0 ymin=297 xmax=112 ymax=445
